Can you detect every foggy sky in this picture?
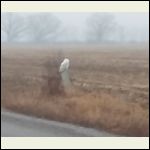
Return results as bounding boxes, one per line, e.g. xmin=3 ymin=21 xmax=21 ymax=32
xmin=54 ymin=12 xmax=149 ymax=42
xmin=1 ymin=12 xmax=149 ymax=43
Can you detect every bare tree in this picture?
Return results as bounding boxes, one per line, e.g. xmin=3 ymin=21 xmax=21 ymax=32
xmin=27 ymin=13 xmax=61 ymax=42
xmin=86 ymin=13 xmax=117 ymax=42
xmin=1 ymin=13 xmax=27 ymax=42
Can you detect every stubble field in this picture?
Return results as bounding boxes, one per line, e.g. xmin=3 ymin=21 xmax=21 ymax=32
xmin=1 ymin=43 xmax=149 ymax=136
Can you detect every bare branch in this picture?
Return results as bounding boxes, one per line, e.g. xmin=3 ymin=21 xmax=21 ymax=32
xmin=86 ymin=13 xmax=117 ymax=42
xmin=27 ymin=13 xmax=61 ymax=42
xmin=1 ymin=13 xmax=27 ymax=42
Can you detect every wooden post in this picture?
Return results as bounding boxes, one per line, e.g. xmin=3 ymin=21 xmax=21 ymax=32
xmin=60 ymin=70 xmax=71 ymax=89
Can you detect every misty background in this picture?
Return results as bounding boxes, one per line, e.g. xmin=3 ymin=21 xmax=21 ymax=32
xmin=1 ymin=12 xmax=149 ymax=43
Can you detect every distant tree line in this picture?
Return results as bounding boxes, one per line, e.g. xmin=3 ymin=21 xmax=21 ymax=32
xmin=1 ymin=13 xmax=61 ymax=43
xmin=2 ymin=12 xmax=140 ymax=43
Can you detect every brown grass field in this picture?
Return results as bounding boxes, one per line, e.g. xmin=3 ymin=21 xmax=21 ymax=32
xmin=1 ymin=43 xmax=149 ymax=136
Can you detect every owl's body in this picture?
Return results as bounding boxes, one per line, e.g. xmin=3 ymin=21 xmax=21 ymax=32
xmin=59 ymin=58 xmax=70 ymax=73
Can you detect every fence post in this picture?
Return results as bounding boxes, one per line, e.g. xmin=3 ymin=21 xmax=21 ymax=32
xmin=60 ymin=69 xmax=71 ymax=89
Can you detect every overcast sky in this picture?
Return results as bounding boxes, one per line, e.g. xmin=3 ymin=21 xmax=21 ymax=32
xmin=54 ymin=12 xmax=148 ymax=29
xmin=54 ymin=12 xmax=149 ymax=42
xmin=1 ymin=12 xmax=149 ymax=42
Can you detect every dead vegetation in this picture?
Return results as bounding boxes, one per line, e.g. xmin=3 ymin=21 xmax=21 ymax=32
xmin=1 ymin=43 xmax=149 ymax=136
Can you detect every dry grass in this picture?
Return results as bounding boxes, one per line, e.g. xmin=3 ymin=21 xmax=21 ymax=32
xmin=1 ymin=43 xmax=149 ymax=136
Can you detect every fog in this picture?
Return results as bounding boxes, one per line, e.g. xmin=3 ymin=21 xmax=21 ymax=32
xmin=1 ymin=12 xmax=149 ymax=43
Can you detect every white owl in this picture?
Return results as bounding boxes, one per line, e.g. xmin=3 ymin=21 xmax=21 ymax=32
xmin=59 ymin=58 xmax=70 ymax=73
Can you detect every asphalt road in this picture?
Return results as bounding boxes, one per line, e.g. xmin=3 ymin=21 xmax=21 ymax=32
xmin=1 ymin=110 xmax=117 ymax=137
